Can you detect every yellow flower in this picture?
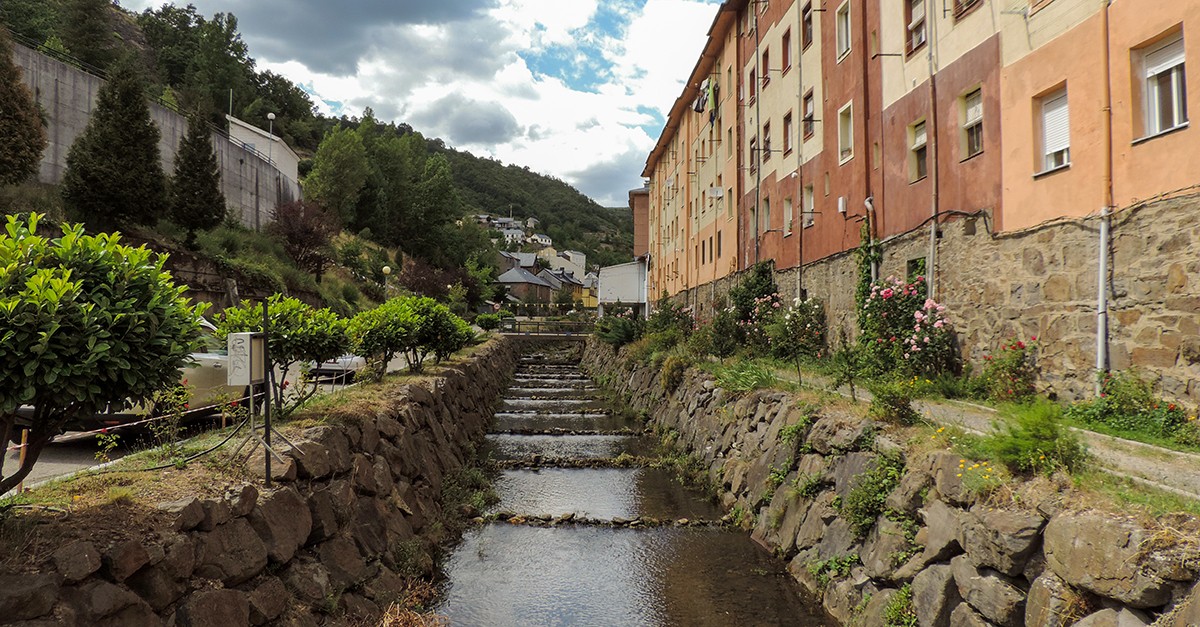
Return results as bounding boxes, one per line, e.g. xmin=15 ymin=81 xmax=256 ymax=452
xmin=956 ymin=474 xmax=962 ymax=478
xmin=959 ymin=459 xmax=965 ymax=463
xmin=984 ymin=475 xmax=990 ymax=479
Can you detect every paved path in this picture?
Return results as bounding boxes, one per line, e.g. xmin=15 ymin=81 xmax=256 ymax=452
xmin=801 ymin=372 xmax=1200 ymax=500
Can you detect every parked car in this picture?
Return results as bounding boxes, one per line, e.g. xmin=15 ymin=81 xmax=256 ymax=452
xmin=308 ymin=354 xmax=367 ymax=383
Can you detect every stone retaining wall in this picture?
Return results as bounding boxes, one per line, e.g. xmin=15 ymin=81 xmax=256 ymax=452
xmin=1 ymin=337 xmax=524 ymax=626
xmin=583 ymin=339 xmax=1200 ymax=626
xmin=670 ymin=192 xmax=1200 ymax=403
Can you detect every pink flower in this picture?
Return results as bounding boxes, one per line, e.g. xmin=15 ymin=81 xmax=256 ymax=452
xmin=933 ymin=320 xmax=944 ymax=329
xmin=924 ymin=337 xmax=931 ymax=344
xmin=881 ymin=288 xmax=895 ymax=299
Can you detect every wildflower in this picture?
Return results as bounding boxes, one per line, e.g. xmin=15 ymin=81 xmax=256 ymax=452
xmin=933 ymin=320 xmax=944 ymax=329
xmin=956 ymin=473 xmax=962 ymax=477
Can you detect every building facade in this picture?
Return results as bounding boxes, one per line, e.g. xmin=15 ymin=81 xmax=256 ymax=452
xmin=646 ymin=0 xmax=1197 ymax=299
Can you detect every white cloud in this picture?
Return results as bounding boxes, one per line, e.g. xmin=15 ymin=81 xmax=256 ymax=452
xmin=124 ymin=0 xmax=722 ymax=205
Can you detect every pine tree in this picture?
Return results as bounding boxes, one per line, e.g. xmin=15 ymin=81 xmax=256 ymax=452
xmin=62 ymin=56 xmax=167 ymax=230
xmin=0 ymin=28 xmax=47 ymax=187
xmin=170 ymin=113 xmax=225 ymax=243
xmin=59 ymin=0 xmax=116 ymax=70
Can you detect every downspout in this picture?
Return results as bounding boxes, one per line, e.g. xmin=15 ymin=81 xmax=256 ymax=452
xmin=796 ymin=1 xmax=806 ymax=301
xmin=925 ymin=0 xmax=941 ymax=299
xmin=1096 ymin=0 xmax=1113 ymax=393
xmin=859 ymin=0 xmax=877 ymax=283
xmin=752 ymin=5 xmax=764 ymax=266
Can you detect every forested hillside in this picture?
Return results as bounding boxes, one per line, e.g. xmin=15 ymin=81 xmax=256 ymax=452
xmin=0 ymin=0 xmax=634 ymax=269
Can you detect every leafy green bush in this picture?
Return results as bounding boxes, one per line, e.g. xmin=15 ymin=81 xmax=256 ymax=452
xmin=868 ymin=380 xmax=921 ymax=425
xmin=594 ymin=310 xmax=643 ymax=348
xmin=660 ymin=354 xmax=692 ymax=392
xmin=218 ymin=294 xmax=349 ymax=415
xmin=980 ymin=337 xmax=1038 ymax=402
xmin=646 ymin=293 xmax=694 ymax=335
xmin=707 ymin=309 xmax=740 ymax=359
xmin=767 ymin=297 xmax=826 ymax=379
xmin=402 ymin=296 xmax=472 ymax=372
xmin=347 ymin=297 xmax=418 ymax=379
xmin=858 ymin=275 xmax=956 ymax=377
xmin=0 ymin=214 xmax=205 ymax=493
xmin=715 ymin=360 xmax=777 ymax=394
xmin=475 ymin=313 xmax=500 ymax=330
xmin=1065 ymin=369 xmax=1189 ymax=440
xmin=841 ymin=454 xmax=905 ymax=538
xmin=983 ymin=401 xmax=1087 ymax=475
xmin=882 ymin=584 xmax=918 ymax=627
xmin=729 ymin=261 xmax=777 ymax=322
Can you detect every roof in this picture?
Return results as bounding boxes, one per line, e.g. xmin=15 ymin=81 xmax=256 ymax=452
xmin=533 ymin=233 xmax=551 ymax=240
xmin=496 ymin=267 xmax=552 ymax=287
xmin=540 ymin=268 xmax=583 ymax=287
xmin=501 ymin=228 xmax=526 ymax=237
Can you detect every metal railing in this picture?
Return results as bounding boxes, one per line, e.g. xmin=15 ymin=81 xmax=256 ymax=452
xmin=499 ymin=318 xmax=594 ymax=336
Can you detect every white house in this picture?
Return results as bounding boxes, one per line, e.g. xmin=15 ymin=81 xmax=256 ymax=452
xmin=597 ymin=259 xmax=648 ymax=318
xmin=501 ymin=228 xmax=526 ymax=245
xmin=529 ymin=233 xmax=552 ymax=248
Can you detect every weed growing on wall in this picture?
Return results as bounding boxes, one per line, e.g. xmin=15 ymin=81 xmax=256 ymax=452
xmin=882 ymin=584 xmax=919 ymax=627
xmin=807 ymin=554 xmax=859 ymax=589
xmin=1066 ymin=369 xmax=1195 ymax=446
xmin=841 ymin=454 xmax=905 ymax=538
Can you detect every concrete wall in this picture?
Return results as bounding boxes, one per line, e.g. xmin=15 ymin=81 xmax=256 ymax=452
xmin=11 ymin=43 xmax=299 ymax=230
xmin=671 ymin=191 xmax=1200 ymax=404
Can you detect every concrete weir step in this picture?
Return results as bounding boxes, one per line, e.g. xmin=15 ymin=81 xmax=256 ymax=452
xmin=474 ymin=512 xmax=725 ymax=529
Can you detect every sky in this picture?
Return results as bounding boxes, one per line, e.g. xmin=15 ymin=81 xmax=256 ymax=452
xmin=120 ymin=0 xmax=724 ymax=207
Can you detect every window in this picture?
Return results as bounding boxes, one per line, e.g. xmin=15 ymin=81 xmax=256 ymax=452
xmin=727 ymin=127 xmax=734 ymax=158
xmin=726 ymin=188 xmax=733 ymax=217
xmin=910 ymin=120 xmax=928 ymax=181
xmin=803 ymin=90 xmax=815 ymax=138
xmin=727 ymin=66 xmax=732 ymax=94
xmin=836 ymin=1 xmax=852 ymax=60
xmin=749 ymin=68 xmax=757 ymax=101
xmin=907 ymin=0 xmax=926 ymax=55
xmin=762 ymin=48 xmax=770 ymax=88
xmin=802 ymin=2 xmax=814 ymax=50
xmin=784 ymin=197 xmax=793 ymax=236
xmin=717 ymin=231 xmax=723 ymax=257
xmin=782 ymin=29 xmax=792 ymax=72
xmin=763 ymin=122 xmax=772 ymax=159
xmin=962 ymin=88 xmax=984 ymax=158
xmin=1040 ymin=88 xmax=1070 ymax=171
xmin=783 ymin=112 xmax=793 ymax=154
xmin=708 ymin=236 xmax=713 ymax=263
xmin=953 ymin=0 xmax=982 ymax=20
xmin=762 ymin=197 xmax=771 ymax=234
xmin=749 ymin=136 xmax=758 ymax=173
xmin=1143 ymin=33 xmax=1187 ymax=136
xmin=838 ymin=102 xmax=854 ymax=163
xmin=803 ymin=185 xmax=815 ymax=226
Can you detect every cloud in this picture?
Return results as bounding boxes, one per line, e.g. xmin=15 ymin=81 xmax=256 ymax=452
xmin=124 ymin=0 xmax=723 ymax=205
xmin=408 ymin=93 xmax=523 ymax=145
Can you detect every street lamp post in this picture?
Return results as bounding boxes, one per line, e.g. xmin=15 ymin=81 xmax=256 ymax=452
xmin=382 ymin=265 xmax=392 ymax=296
xmin=266 ymin=112 xmax=275 ymax=166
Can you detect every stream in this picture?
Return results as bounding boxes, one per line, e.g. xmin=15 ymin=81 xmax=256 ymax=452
xmin=435 ymin=344 xmax=830 ymax=626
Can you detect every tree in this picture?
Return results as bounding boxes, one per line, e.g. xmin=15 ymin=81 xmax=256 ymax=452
xmin=0 ymin=28 xmax=46 ymax=188
xmin=59 ymin=0 xmax=117 ymax=70
xmin=268 ymin=200 xmax=339 ymax=277
xmin=0 ymin=213 xmax=206 ymax=495
xmin=170 ymin=113 xmax=225 ymax=243
xmin=304 ymin=126 xmax=369 ymax=225
xmin=347 ymin=298 xmax=418 ymax=379
xmin=62 ymin=56 xmax=167 ymax=230
xmin=0 ymin=0 xmax=60 ymax=44
xmin=217 ymin=295 xmax=348 ymax=416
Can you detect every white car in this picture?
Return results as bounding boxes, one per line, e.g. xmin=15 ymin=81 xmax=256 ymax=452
xmin=308 ymin=354 xmax=368 ymax=382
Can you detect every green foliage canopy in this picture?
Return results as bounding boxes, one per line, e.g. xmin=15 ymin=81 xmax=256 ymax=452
xmin=0 ymin=28 xmax=46 ymax=187
xmin=0 ymin=213 xmax=205 ymax=494
xmin=170 ymin=113 xmax=226 ymax=241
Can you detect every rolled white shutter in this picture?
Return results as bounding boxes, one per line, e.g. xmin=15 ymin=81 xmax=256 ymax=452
xmin=1145 ymin=35 xmax=1185 ymax=77
xmin=1042 ymin=91 xmax=1069 ymax=156
xmin=910 ymin=0 xmax=925 ymax=27
xmin=965 ymin=90 xmax=983 ymax=126
xmin=912 ymin=121 xmax=927 ymax=148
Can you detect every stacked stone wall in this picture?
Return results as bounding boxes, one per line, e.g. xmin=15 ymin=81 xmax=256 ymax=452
xmin=1 ymin=337 xmax=527 ymax=626
xmin=582 ymin=339 xmax=1200 ymax=626
xmin=669 ymin=193 xmax=1200 ymax=403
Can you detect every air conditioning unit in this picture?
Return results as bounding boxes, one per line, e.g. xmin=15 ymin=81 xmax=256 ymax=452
xmin=837 ymin=196 xmax=847 ymax=213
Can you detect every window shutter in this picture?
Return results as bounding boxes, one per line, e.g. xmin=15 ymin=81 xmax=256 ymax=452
xmin=965 ymin=90 xmax=983 ymax=125
xmin=1042 ymin=91 xmax=1070 ymax=156
xmin=1145 ymin=35 xmax=1185 ymax=78
xmin=910 ymin=0 xmax=925 ymax=27
xmin=912 ymin=121 xmax=927 ymax=148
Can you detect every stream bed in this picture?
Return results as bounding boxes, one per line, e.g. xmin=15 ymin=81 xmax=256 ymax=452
xmin=435 ymin=345 xmax=829 ymax=626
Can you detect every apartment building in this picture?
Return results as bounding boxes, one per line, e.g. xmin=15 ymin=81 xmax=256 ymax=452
xmin=644 ymin=0 xmax=1197 ymax=298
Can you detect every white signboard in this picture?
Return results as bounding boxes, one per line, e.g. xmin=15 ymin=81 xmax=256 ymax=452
xmin=227 ymin=332 xmax=267 ymax=386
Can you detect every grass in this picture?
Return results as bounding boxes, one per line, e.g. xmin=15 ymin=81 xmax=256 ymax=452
xmin=1073 ymin=470 xmax=1200 ymax=517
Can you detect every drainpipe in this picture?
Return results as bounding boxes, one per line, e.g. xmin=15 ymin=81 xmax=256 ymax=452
xmin=752 ymin=5 xmax=763 ymax=266
xmin=1096 ymin=0 xmax=1114 ymax=393
xmin=865 ymin=196 xmax=879 ymax=281
xmin=925 ymin=0 xmax=941 ymax=299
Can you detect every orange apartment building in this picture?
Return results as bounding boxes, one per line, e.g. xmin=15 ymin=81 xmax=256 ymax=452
xmin=645 ymin=0 xmax=1199 ymax=300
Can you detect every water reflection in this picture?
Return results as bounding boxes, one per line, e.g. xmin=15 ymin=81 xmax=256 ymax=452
xmin=492 ymin=468 xmax=724 ymax=521
xmin=486 ymin=434 xmax=652 ymax=460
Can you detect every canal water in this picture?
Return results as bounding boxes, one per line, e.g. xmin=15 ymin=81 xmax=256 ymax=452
xmin=436 ymin=345 xmax=829 ymax=626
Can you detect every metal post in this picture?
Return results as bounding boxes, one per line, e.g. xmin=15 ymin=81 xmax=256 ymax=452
xmin=16 ymin=429 xmax=28 ymax=493
xmin=262 ymin=298 xmax=272 ymax=487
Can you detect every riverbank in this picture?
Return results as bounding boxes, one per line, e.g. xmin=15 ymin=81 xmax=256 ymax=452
xmin=582 ymin=338 xmax=1200 ymax=626
xmin=0 ymin=336 xmax=521 ymax=626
